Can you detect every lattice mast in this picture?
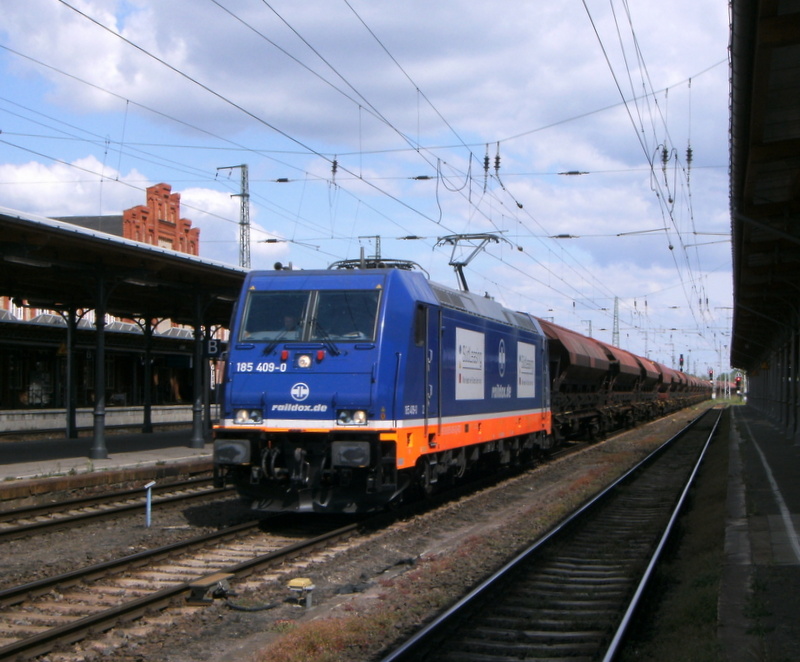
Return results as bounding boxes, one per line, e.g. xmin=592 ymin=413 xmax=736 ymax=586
xmin=218 ymin=164 xmax=250 ymax=269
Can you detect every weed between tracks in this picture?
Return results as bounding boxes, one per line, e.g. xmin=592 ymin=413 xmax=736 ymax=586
xmin=258 ymin=553 xmax=480 ymax=662
xmin=264 ymin=613 xmax=396 ymax=662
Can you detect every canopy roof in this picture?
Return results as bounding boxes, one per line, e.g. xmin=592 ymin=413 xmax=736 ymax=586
xmin=730 ymin=0 xmax=800 ymax=369
xmin=0 ymin=206 xmax=246 ymax=328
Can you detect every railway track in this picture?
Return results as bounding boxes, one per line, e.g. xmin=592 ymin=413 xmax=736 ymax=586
xmin=0 ymin=478 xmax=230 ymax=542
xmin=0 ymin=445 xmax=561 ymax=661
xmin=380 ymin=408 xmax=722 ymax=662
xmin=0 ymin=515 xmax=361 ymax=660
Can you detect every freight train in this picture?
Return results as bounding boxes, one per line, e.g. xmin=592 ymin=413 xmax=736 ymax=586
xmin=212 ymin=260 xmax=709 ymax=513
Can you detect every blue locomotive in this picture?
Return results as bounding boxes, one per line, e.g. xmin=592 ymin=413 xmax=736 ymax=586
xmin=213 ymin=259 xmax=710 ymax=514
xmin=213 ymin=260 xmax=552 ymax=513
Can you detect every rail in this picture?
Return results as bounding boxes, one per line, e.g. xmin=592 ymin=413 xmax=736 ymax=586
xmin=0 ymin=478 xmax=230 ymax=542
xmin=379 ymin=408 xmax=722 ymax=661
xmin=0 ymin=517 xmax=360 ymax=660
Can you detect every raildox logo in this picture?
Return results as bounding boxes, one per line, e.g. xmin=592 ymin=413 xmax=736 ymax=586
xmin=290 ymin=382 xmax=310 ymax=402
xmin=498 ymin=339 xmax=506 ymax=378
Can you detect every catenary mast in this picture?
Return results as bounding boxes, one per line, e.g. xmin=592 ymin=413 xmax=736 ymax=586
xmin=218 ymin=164 xmax=250 ymax=269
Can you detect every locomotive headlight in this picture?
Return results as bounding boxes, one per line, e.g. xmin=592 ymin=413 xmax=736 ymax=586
xmin=336 ymin=409 xmax=368 ymax=426
xmin=234 ymin=409 xmax=262 ymax=424
xmin=297 ymin=354 xmax=312 ymax=368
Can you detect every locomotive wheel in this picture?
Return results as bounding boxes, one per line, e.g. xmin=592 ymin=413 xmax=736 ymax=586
xmin=453 ymin=449 xmax=467 ymax=479
xmin=315 ymin=455 xmax=333 ymax=508
xmin=417 ymin=457 xmax=434 ymax=497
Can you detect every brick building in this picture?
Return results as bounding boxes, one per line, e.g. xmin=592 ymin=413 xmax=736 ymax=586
xmin=123 ymin=183 xmax=200 ymax=254
xmin=56 ymin=183 xmax=200 ymax=254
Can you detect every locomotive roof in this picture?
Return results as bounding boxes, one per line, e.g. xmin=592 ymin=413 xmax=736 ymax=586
xmin=245 ymin=266 xmax=542 ymax=333
xmin=428 ymin=282 xmax=539 ymax=331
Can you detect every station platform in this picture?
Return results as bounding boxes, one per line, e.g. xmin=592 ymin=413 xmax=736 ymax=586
xmin=0 ymin=428 xmax=212 ymax=484
xmin=723 ymin=406 xmax=800 ymax=660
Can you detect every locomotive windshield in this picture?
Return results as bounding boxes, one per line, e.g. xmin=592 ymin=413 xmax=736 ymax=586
xmin=310 ymin=289 xmax=380 ymax=341
xmin=239 ymin=289 xmax=381 ymax=342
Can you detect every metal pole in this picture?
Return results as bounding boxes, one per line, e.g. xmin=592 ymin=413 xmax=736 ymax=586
xmin=142 ymin=319 xmax=154 ymax=433
xmin=90 ymin=277 xmax=108 ymax=460
xmin=66 ymin=307 xmax=78 ymax=438
xmin=144 ymin=480 xmax=156 ymax=527
xmin=190 ymin=293 xmax=205 ymax=449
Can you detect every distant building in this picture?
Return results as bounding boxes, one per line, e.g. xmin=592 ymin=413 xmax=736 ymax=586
xmin=57 ymin=183 xmax=200 ymax=255
xmin=54 ymin=214 xmax=124 ymax=236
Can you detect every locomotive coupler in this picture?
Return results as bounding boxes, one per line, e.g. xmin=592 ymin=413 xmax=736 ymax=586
xmin=289 ymin=448 xmax=310 ymax=485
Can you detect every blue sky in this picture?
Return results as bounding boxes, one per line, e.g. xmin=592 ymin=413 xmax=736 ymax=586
xmin=0 ymin=0 xmax=732 ymax=375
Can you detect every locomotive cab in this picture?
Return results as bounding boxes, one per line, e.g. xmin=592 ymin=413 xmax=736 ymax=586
xmin=213 ymin=267 xmax=430 ymax=512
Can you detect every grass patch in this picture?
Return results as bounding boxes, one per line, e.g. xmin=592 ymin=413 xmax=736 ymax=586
xmin=256 ymin=599 xmax=410 ymax=662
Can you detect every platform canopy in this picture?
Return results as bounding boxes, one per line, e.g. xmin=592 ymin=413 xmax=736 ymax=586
xmin=730 ymin=0 xmax=800 ymax=370
xmin=0 ymin=206 xmax=246 ymax=328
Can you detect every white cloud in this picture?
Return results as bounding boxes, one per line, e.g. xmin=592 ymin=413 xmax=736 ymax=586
xmin=0 ymin=156 xmax=146 ymax=216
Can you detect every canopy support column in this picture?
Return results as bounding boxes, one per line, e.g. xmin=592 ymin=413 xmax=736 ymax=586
xmin=189 ymin=293 xmax=205 ymax=449
xmin=90 ymin=276 xmax=109 ymax=460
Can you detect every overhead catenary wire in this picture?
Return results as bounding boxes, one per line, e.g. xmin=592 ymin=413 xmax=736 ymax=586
xmin=580 ymin=0 xmax=713 ymax=330
xmin=0 ymin=11 xmax=459 ymax=264
xmin=52 ymin=0 xmax=458 ymax=241
xmin=0 ymin=1 xmax=728 ymax=362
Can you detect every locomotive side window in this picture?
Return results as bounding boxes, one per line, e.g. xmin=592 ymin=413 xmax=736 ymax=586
xmin=311 ymin=290 xmax=381 ymax=341
xmin=414 ymin=303 xmax=426 ymax=346
xmin=240 ymin=291 xmax=308 ymax=341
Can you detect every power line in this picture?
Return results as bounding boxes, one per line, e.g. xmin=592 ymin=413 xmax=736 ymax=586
xmin=2 ymin=2 xmax=728 ymax=349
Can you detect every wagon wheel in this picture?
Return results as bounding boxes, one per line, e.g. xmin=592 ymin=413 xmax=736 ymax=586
xmin=588 ymin=418 xmax=602 ymax=442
